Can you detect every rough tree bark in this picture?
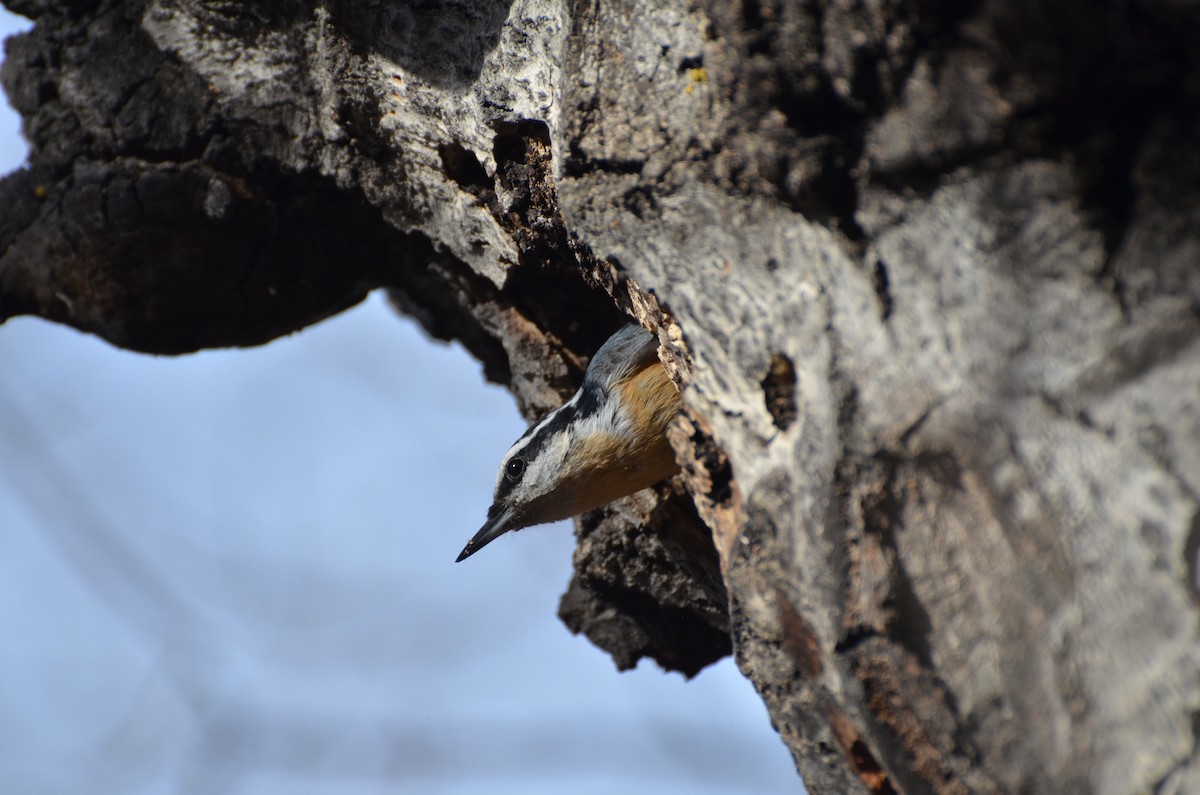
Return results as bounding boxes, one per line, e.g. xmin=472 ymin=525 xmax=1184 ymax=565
xmin=3 ymin=1 xmax=1198 ymax=792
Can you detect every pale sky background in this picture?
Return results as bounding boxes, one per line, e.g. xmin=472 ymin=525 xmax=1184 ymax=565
xmin=0 ymin=8 xmax=799 ymax=794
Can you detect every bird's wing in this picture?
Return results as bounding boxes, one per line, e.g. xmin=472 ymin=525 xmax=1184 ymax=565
xmin=582 ymin=324 xmax=659 ymax=392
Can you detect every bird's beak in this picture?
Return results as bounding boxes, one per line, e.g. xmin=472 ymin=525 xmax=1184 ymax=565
xmin=456 ymin=504 xmax=516 ymax=562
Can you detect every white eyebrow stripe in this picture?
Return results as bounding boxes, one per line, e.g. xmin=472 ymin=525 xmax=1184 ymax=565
xmin=489 ymin=324 xmax=654 ymax=496
xmin=521 ymin=391 xmax=580 ymax=450
xmin=493 ymin=391 xmax=581 ymax=493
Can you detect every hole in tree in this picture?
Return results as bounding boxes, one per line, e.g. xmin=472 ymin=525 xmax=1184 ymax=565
xmin=438 ymin=142 xmax=492 ymax=196
xmin=762 ymin=353 xmax=798 ymax=431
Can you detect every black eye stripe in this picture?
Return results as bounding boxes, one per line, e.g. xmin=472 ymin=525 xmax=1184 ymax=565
xmin=493 ymin=382 xmax=603 ymax=503
xmin=510 ymin=404 xmax=577 ymax=466
xmin=505 ymin=458 xmax=526 ymax=480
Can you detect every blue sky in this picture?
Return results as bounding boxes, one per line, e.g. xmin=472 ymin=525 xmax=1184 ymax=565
xmin=0 ymin=8 xmax=798 ymax=793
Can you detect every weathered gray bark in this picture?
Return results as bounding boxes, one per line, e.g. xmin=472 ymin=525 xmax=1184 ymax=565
xmin=3 ymin=0 xmax=1198 ymax=792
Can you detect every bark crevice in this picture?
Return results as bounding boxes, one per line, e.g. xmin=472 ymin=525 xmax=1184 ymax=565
xmin=3 ymin=0 xmax=1200 ymax=791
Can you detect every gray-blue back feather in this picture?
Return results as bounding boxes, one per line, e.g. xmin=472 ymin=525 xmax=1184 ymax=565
xmin=582 ymin=324 xmax=658 ymax=393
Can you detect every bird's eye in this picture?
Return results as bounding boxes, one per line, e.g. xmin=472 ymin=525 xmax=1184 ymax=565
xmin=505 ymin=457 xmax=526 ymax=480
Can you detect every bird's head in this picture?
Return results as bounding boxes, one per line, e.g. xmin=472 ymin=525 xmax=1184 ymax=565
xmin=456 ymin=389 xmax=614 ymax=562
xmin=455 ymin=324 xmax=680 ymax=562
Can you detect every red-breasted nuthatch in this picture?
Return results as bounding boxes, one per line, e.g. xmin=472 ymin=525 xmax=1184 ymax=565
xmin=456 ymin=323 xmax=681 ymax=561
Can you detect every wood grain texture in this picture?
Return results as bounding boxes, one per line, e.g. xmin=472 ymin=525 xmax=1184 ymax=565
xmin=2 ymin=0 xmax=1198 ymax=791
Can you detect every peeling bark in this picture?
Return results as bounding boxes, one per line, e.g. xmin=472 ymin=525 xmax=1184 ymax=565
xmin=3 ymin=0 xmax=1199 ymax=792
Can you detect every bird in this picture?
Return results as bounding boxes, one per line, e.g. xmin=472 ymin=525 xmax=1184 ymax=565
xmin=456 ymin=323 xmax=681 ymax=562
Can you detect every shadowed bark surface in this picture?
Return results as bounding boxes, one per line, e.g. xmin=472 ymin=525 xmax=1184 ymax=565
xmin=3 ymin=0 xmax=1199 ymax=792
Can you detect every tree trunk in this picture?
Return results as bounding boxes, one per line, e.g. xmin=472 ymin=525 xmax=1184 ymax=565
xmin=3 ymin=1 xmax=1198 ymax=792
